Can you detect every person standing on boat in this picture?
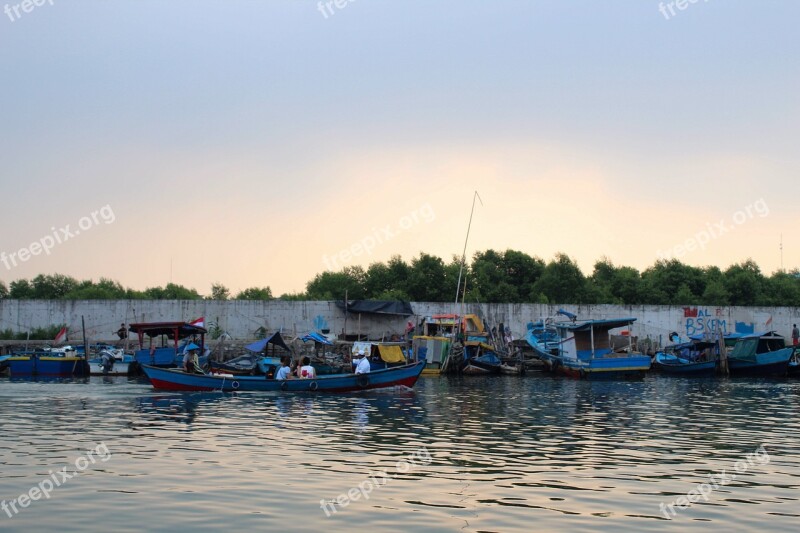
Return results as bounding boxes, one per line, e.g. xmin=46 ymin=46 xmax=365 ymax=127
xmin=792 ymin=324 xmax=799 ymax=346
xmin=298 ymin=356 xmax=316 ymax=379
xmin=355 ymin=354 xmax=371 ymax=374
xmin=116 ymin=323 xmax=127 ymax=340
xmin=275 ymin=356 xmax=292 ymax=380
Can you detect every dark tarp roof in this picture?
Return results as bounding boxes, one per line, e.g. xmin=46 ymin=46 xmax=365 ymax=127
xmin=335 ymin=300 xmax=413 ymax=316
xmin=245 ymin=331 xmax=292 ymax=353
xmin=129 ymin=322 xmax=207 ymax=339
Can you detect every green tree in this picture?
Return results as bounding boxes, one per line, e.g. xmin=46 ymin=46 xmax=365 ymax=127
xmin=588 ymin=258 xmax=642 ymax=304
xmin=65 ymin=278 xmax=127 ymax=299
xmin=144 ymin=283 xmax=202 ymax=300
xmin=0 ymin=281 xmax=7 ymax=299
xmin=30 ymin=274 xmax=79 ymax=299
xmin=640 ymin=260 xmax=705 ymax=305
xmin=209 ymin=283 xmax=230 ymax=300
xmin=407 ymin=253 xmax=450 ymax=302
xmin=306 ymin=266 xmax=367 ymax=300
xmin=9 ymin=279 xmax=34 ymax=299
xmin=278 ymin=292 xmax=308 ymax=301
xmin=701 ymin=279 xmax=730 ymax=305
xmin=235 ymin=287 xmax=273 ymax=300
xmin=761 ymin=271 xmax=800 ymax=306
xmin=723 ymin=259 xmax=765 ymax=306
xmin=532 ymin=253 xmax=587 ymax=304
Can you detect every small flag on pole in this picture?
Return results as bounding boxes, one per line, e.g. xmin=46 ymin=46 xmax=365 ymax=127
xmin=765 ymin=315 xmax=773 ymax=328
xmin=54 ymin=327 xmax=68 ymax=344
xmin=189 ymin=317 xmax=205 ymax=328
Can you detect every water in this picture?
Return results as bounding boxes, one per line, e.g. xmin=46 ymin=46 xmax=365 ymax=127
xmin=1 ymin=374 xmax=798 ymax=532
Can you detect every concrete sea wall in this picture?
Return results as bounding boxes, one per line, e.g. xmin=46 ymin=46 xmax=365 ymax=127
xmin=0 ymin=300 xmax=797 ymax=345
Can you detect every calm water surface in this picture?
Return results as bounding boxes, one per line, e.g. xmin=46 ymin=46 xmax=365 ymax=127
xmin=0 ymin=374 xmax=798 ymax=532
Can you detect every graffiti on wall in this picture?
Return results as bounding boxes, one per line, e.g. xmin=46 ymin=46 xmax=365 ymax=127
xmin=313 ymin=315 xmax=330 ymax=333
xmin=682 ymin=307 xmax=755 ymax=337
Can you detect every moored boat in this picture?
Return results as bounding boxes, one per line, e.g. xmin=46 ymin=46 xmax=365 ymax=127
xmin=6 ymin=348 xmax=90 ymax=378
xmin=653 ymin=339 xmax=718 ymax=377
xmin=127 ymin=321 xmax=208 ymax=376
xmin=142 ymin=360 xmax=426 ymax=392
xmin=549 ymin=317 xmax=651 ymax=380
xmin=727 ymin=331 xmax=792 ymax=377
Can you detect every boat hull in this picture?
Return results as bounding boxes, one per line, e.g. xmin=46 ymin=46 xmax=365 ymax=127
xmin=7 ymin=355 xmax=89 ymax=377
xmin=728 ymin=349 xmax=792 ymax=377
xmin=557 ymin=355 xmax=651 ymax=380
xmin=653 ymin=353 xmax=717 ymax=377
xmin=143 ymin=361 xmax=426 ymax=392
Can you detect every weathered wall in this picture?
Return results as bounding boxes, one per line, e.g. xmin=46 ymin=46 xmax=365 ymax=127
xmin=0 ymin=300 xmax=797 ymax=344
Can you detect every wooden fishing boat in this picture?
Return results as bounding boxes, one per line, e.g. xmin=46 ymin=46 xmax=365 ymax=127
xmin=727 ymin=331 xmax=792 ymax=377
xmin=653 ymin=352 xmax=717 ymax=376
xmin=5 ymin=348 xmax=90 ymax=377
xmin=127 ymin=321 xmax=208 ymax=376
xmin=142 ymin=360 xmax=426 ymax=392
xmin=549 ymin=317 xmax=651 ymax=379
xmin=653 ymin=339 xmax=718 ymax=376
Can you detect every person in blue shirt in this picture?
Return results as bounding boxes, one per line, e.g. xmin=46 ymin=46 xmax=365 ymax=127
xmin=275 ymin=356 xmax=292 ymax=380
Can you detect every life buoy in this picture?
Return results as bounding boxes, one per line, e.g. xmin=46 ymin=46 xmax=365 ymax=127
xmin=280 ymin=381 xmax=289 ymax=391
xmin=309 ymin=381 xmax=318 ymax=391
xmin=232 ymin=381 xmax=240 ymax=390
xmin=357 ymin=374 xmax=369 ymax=388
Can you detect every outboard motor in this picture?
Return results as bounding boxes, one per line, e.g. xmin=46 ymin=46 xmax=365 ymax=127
xmin=100 ymin=350 xmax=115 ymax=374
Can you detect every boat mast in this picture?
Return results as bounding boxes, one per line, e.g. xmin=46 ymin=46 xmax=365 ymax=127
xmin=454 ymin=191 xmax=483 ymax=306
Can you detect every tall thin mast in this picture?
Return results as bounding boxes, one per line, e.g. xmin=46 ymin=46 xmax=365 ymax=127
xmin=454 ymin=191 xmax=483 ymax=305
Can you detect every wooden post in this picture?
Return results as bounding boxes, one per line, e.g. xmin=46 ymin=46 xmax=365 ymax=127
xmin=718 ymin=331 xmax=729 ymax=377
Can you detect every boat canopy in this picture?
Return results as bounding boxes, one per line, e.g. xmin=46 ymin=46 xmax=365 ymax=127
xmin=129 ymin=322 xmax=207 ymax=339
xmin=560 ymin=318 xmax=637 ymax=332
xmin=335 ymin=300 xmax=413 ymax=316
xmin=377 ymin=345 xmax=405 ymax=363
xmin=730 ymin=331 xmax=786 ymax=360
xmin=245 ymin=331 xmax=291 ymax=353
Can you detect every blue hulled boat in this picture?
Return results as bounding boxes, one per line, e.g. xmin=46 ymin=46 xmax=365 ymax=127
xmin=727 ymin=331 xmax=793 ymax=377
xmin=128 ymin=321 xmax=208 ymax=376
xmin=142 ymin=360 xmax=426 ymax=392
xmin=653 ymin=339 xmax=718 ymax=376
xmin=5 ymin=348 xmax=90 ymax=377
xmin=546 ymin=317 xmax=650 ymax=380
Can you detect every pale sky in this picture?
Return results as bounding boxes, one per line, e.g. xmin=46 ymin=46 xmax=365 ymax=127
xmin=1 ymin=1 xmax=798 ymax=295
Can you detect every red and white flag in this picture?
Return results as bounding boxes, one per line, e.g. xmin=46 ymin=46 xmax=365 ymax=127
xmin=189 ymin=317 xmax=205 ymax=328
xmin=54 ymin=327 xmax=68 ymax=344
xmin=766 ymin=315 xmax=773 ymax=328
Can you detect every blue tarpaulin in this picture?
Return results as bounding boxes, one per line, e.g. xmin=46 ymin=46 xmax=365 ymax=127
xmin=300 ymin=332 xmax=333 ymax=345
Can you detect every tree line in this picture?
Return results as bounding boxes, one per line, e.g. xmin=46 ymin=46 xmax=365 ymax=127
xmin=0 ymin=251 xmax=798 ymax=306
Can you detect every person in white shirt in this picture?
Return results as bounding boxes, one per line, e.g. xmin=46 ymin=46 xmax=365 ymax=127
xmin=355 ymin=355 xmax=371 ymax=374
xmin=298 ymin=356 xmax=316 ymax=379
xmin=275 ymin=356 xmax=292 ymax=380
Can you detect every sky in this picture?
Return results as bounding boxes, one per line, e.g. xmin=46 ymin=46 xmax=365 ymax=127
xmin=0 ymin=0 xmax=798 ymax=296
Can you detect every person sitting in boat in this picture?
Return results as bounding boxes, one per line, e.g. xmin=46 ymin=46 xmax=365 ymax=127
xmin=298 ymin=356 xmax=316 ymax=379
xmin=355 ymin=353 xmax=371 ymax=374
xmin=275 ymin=356 xmax=292 ymax=380
xmin=182 ymin=343 xmax=203 ymax=374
